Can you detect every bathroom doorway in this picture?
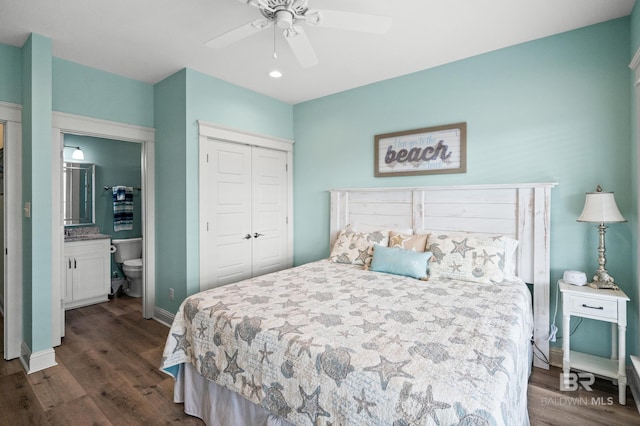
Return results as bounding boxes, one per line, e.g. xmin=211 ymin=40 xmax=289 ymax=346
xmin=52 ymin=113 xmax=155 ymax=346
xmin=62 ymin=134 xmax=143 ymax=295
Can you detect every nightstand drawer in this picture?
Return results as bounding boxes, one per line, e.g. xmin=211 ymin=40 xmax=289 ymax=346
xmin=570 ymin=295 xmax=618 ymax=320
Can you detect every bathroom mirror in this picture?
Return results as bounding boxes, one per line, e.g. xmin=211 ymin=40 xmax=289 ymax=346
xmin=63 ymin=162 xmax=95 ymax=226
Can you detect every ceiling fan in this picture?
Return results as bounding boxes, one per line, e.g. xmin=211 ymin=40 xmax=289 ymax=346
xmin=205 ymin=0 xmax=392 ymax=68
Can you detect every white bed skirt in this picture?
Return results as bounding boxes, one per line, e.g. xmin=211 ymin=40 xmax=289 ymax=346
xmin=174 ymin=362 xmax=294 ymax=426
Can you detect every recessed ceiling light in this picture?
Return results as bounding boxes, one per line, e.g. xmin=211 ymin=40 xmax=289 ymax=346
xmin=269 ymin=70 xmax=282 ymax=78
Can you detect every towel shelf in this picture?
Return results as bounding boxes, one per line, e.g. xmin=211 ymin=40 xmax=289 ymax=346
xmin=104 ymin=186 xmax=141 ymax=191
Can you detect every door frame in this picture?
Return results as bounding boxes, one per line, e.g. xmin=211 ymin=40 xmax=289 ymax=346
xmin=1 ymin=101 xmax=23 ymax=360
xmin=630 ymin=49 xmax=640 ymax=357
xmin=52 ymin=112 xmax=156 ymax=346
xmin=198 ymin=121 xmax=294 ymax=292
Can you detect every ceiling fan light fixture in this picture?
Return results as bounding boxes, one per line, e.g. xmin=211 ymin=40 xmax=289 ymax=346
xmin=269 ymin=69 xmax=283 ymax=78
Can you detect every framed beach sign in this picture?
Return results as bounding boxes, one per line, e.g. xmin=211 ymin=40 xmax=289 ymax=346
xmin=374 ymin=122 xmax=467 ymax=177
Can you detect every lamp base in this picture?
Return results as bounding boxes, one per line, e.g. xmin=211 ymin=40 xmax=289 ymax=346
xmin=588 ymin=270 xmax=619 ymax=290
xmin=588 ymin=281 xmax=619 ymax=290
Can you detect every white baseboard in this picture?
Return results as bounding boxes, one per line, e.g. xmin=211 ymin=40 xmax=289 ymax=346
xmin=20 ymin=342 xmax=57 ymax=374
xmin=153 ymin=306 xmax=175 ymax=328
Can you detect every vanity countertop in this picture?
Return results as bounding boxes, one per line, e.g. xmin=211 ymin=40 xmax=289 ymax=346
xmin=64 ymin=226 xmax=111 ymax=242
xmin=64 ymin=233 xmax=111 ymax=242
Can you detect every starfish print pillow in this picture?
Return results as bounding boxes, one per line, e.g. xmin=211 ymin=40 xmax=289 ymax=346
xmin=330 ymin=226 xmax=389 ymax=266
xmin=425 ymin=232 xmax=515 ymax=284
xmin=388 ymin=231 xmax=428 ymax=252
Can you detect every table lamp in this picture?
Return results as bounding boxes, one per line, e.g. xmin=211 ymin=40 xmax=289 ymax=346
xmin=577 ymin=185 xmax=626 ymax=289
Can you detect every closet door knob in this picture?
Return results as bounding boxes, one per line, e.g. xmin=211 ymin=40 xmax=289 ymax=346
xmin=243 ymin=234 xmax=252 ymax=240
xmin=254 ymin=233 xmax=264 ymax=238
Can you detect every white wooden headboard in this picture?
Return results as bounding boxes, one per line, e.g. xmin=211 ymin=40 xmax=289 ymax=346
xmin=330 ymin=182 xmax=557 ymax=369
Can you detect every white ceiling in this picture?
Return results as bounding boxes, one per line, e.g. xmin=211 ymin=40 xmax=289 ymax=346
xmin=0 ymin=0 xmax=634 ymax=104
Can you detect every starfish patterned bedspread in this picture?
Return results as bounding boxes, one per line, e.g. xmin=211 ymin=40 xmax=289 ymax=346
xmin=161 ymin=259 xmax=533 ymax=425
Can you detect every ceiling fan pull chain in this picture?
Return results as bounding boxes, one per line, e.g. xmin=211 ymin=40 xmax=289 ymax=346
xmin=273 ymin=25 xmax=278 ymax=59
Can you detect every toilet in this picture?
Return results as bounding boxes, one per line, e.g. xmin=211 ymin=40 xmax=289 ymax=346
xmin=112 ymin=237 xmax=143 ymax=298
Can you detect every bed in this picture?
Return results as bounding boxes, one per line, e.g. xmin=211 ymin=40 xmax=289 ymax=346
xmin=161 ymin=183 xmax=556 ymax=426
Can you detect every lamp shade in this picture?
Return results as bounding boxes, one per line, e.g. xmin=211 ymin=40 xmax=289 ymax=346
xmin=577 ymin=191 xmax=626 ymax=223
xmin=71 ymin=147 xmax=84 ymax=160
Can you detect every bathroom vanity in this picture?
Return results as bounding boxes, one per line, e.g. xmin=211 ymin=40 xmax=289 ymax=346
xmin=64 ymin=232 xmax=111 ymax=310
xmin=62 ymin=162 xmax=111 ymax=309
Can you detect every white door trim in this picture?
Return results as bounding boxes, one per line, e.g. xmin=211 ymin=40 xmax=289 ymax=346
xmin=1 ymin=101 xmax=23 ymax=360
xmin=198 ymin=120 xmax=294 ymax=153
xmin=629 ymin=48 xmax=640 ymax=356
xmin=52 ymin=112 xmax=156 ymax=330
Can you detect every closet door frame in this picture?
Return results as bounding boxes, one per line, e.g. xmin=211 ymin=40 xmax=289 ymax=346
xmin=198 ymin=121 xmax=294 ymax=292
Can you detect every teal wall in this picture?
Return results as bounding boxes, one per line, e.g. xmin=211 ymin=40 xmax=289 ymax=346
xmin=153 ymin=69 xmax=189 ymax=312
xmin=53 ymin=58 xmax=154 ymax=127
xmin=153 ymin=68 xmax=293 ymax=314
xmin=632 ymin=4 xmax=640 ymax=55
xmin=293 ymin=18 xmax=635 ymax=360
xmin=21 ymin=34 xmax=53 ymax=353
xmin=0 ymin=43 xmax=22 ymax=104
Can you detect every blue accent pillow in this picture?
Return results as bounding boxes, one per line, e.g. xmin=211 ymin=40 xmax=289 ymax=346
xmin=370 ymin=245 xmax=432 ymax=280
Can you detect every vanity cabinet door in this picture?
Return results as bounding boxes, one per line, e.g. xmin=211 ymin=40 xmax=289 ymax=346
xmin=73 ymin=250 xmax=109 ymax=301
xmin=64 ymin=239 xmax=110 ymax=310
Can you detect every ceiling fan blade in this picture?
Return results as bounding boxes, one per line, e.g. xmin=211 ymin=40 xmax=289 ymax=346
xmin=204 ymin=19 xmax=271 ymax=48
xmin=284 ymin=26 xmax=318 ymax=68
xmin=311 ymin=9 xmax=392 ymax=34
xmin=245 ymin=0 xmax=275 ymax=12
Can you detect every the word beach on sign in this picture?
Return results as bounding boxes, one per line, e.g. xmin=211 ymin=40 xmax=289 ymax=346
xmin=374 ymin=122 xmax=466 ymax=177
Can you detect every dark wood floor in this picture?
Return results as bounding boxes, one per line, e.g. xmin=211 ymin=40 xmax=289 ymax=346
xmin=0 ymin=295 xmax=204 ymax=426
xmin=1 ymin=296 xmax=639 ymax=425
xmin=528 ymin=361 xmax=639 ymax=425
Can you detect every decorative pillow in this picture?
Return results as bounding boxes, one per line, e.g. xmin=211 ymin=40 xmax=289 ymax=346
xmin=370 ymin=245 xmax=432 ymax=280
xmin=426 ymin=232 xmax=518 ymax=284
xmin=330 ymin=226 xmax=389 ymax=266
xmin=388 ymin=231 xmax=428 ymax=252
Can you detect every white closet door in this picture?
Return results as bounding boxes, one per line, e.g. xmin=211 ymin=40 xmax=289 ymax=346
xmin=251 ymin=147 xmax=288 ymax=278
xmin=201 ymin=140 xmax=253 ymax=289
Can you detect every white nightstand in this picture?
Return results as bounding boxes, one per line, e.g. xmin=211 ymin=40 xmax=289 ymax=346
xmin=559 ymin=280 xmax=629 ymax=404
